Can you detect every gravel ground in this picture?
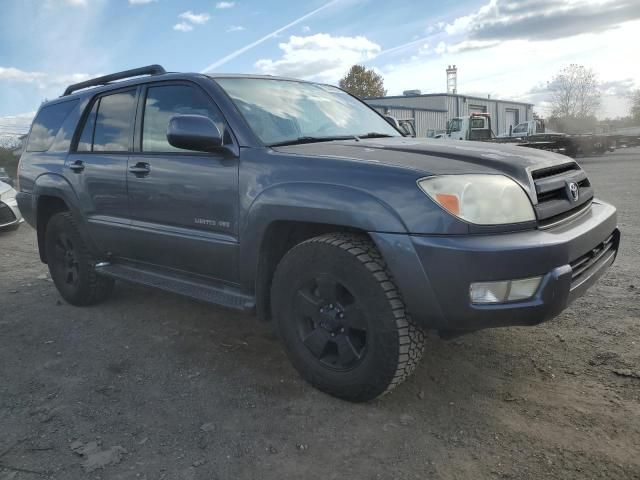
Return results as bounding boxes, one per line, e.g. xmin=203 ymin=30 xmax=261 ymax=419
xmin=1 ymin=148 xmax=639 ymax=480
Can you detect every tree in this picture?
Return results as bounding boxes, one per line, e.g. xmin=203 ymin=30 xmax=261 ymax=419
xmin=548 ymin=64 xmax=601 ymax=119
xmin=339 ymin=65 xmax=386 ymax=98
xmin=631 ymin=89 xmax=640 ymax=123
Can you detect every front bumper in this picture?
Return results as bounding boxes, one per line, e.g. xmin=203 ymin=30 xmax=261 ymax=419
xmin=371 ymin=200 xmax=619 ymax=331
xmin=0 ymin=197 xmax=23 ymax=229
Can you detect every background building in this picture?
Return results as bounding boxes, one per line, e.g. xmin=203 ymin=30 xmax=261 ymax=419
xmin=365 ymin=91 xmax=533 ymax=138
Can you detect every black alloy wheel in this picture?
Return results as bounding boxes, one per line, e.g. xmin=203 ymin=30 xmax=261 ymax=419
xmin=294 ymin=274 xmax=368 ymax=371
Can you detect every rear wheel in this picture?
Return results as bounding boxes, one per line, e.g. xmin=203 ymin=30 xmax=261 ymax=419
xmin=45 ymin=212 xmax=114 ymax=306
xmin=271 ymin=233 xmax=425 ymax=402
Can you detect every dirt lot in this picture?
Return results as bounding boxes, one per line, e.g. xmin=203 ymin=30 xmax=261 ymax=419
xmin=1 ymin=149 xmax=639 ymax=480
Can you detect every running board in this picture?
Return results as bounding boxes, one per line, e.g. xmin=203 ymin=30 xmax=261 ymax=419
xmin=95 ymin=263 xmax=255 ymax=311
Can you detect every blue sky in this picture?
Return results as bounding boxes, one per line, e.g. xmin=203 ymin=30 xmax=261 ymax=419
xmin=1 ymin=0 xmax=639 ymax=134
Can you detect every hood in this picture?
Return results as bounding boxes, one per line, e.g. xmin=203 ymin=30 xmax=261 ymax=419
xmin=273 ymin=137 xmax=576 ymax=196
xmin=0 ymin=181 xmax=14 ymax=197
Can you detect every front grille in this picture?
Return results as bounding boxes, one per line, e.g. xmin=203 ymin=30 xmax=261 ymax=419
xmin=570 ymin=232 xmax=618 ymax=288
xmin=531 ymin=162 xmax=579 ymax=180
xmin=0 ymin=201 xmax=17 ymax=225
xmin=532 ymin=162 xmax=594 ymax=227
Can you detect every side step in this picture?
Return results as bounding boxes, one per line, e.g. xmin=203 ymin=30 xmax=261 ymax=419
xmin=95 ymin=263 xmax=255 ymax=311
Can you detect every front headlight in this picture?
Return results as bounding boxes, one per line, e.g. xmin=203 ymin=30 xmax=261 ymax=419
xmin=418 ymin=174 xmax=535 ymax=225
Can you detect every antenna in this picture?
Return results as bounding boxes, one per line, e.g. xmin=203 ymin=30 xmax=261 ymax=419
xmin=446 ymin=65 xmax=458 ymax=94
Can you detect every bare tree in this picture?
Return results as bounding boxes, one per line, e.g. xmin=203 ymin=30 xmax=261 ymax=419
xmin=549 ymin=64 xmax=601 ymax=118
xmin=631 ymin=89 xmax=640 ymax=123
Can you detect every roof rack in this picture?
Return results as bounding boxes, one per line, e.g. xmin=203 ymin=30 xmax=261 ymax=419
xmin=62 ymin=64 xmax=166 ymax=96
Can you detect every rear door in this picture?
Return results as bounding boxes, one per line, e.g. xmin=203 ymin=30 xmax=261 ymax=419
xmin=66 ymin=88 xmax=137 ymax=256
xmin=125 ymin=81 xmax=239 ymax=282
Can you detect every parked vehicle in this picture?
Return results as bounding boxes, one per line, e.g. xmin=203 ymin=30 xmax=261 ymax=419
xmin=499 ymin=119 xmax=614 ymax=156
xmin=441 ymin=115 xmax=615 ymax=157
xmin=0 ymin=180 xmax=23 ymax=230
xmin=16 ymin=65 xmax=620 ymax=402
xmin=384 ymin=116 xmax=416 ymax=137
xmin=437 ymin=113 xmax=493 ymax=141
xmin=0 ymin=167 xmax=12 ymax=186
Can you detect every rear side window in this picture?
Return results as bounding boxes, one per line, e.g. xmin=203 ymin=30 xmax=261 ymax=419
xmin=93 ymin=91 xmax=136 ymax=152
xmin=77 ymin=102 xmax=98 ymax=152
xmin=26 ymin=100 xmax=78 ymax=152
xmin=142 ymin=85 xmax=224 ymax=152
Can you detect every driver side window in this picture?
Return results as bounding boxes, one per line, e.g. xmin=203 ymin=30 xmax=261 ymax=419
xmin=142 ymin=84 xmax=225 ymax=152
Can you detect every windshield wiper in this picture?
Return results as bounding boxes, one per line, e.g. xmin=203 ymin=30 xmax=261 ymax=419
xmin=357 ymin=132 xmax=395 ymax=139
xmin=268 ymin=136 xmax=357 ymax=147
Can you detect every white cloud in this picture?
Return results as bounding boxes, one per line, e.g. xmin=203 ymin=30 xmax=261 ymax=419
xmin=178 ymin=11 xmax=211 ymax=25
xmin=434 ymin=41 xmax=446 ymax=54
xmin=0 ymin=67 xmax=96 ymax=88
xmin=216 ymin=1 xmax=235 ymax=9
xmin=44 ymin=0 xmax=88 ymax=6
xmin=201 ymin=0 xmax=341 ymax=72
xmin=173 ymin=22 xmax=194 ymax=32
xmin=0 ymin=112 xmax=36 ymax=135
xmin=255 ymin=33 xmax=381 ymax=82
xmin=0 ymin=67 xmax=44 ymax=83
xmin=378 ymin=19 xmax=640 ymax=118
xmin=443 ymin=0 xmax=640 ymax=42
xmin=302 ymin=25 xmax=311 ymax=33
xmin=226 ymin=25 xmax=245 ymax=32
xmin=128 ymin=0 xmax=156 ymax=4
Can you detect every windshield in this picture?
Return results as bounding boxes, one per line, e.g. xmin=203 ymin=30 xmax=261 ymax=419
xmin=214 ymin=78 xmax=400 ymax=146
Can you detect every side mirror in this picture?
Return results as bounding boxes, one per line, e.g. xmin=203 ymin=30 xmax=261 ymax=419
xmin=167 ymin=114 xmax=223 ymax=153
xmin=384 ymin=115 xmax=399 ymax=128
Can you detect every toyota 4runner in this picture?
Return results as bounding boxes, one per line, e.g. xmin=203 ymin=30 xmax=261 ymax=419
xmin=16 ymin=65 xmax=620 ymax=402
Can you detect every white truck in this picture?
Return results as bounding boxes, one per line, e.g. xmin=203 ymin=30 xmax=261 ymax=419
xmin=438 ymin=113 xmax=492 ymax=141
xmin=439 ymin=114 xmax=616 ymax=157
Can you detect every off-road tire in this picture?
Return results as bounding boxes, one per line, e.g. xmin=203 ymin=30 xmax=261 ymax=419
xmin=271 ymin=232 xmax=426 ymax=402
xmin=45 ymin=212 xmax=114 ymax=306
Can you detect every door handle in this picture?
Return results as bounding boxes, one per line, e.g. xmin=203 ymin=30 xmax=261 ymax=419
xmin=69 ymin=160 xmax=84 ymax=172
xmin=129 ymin=162 xmax=151 ymax=176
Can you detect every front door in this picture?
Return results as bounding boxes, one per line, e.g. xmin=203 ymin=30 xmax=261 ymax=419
xmin=65 ymin=88 xmax=137 ymax=256
xmin=125 ymin=82 xmax=239 ymax=283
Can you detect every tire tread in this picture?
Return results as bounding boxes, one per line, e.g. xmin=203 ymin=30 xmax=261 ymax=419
xmin=288 ymin=232 xmax=426 ymax=400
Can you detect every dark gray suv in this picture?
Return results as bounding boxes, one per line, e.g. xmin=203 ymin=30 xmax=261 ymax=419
xmin=16 ymin=65 xmax=620 ymax=402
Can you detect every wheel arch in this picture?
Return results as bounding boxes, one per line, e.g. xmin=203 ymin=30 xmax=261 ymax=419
xmin=251 ymin=220 xmax=371 ymax=322
xmin=33 ymin=173 xmax=96 ymax=263
xmin=239 ymin=183 xmax=409 ymax=322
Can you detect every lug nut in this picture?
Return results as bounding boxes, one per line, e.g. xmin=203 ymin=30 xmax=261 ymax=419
xmin=339 ymin=313 xmax=344 ymax=319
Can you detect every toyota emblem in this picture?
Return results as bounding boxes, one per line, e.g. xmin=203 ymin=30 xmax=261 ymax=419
xmin=568 ymin=182 xmax=579 ymax=202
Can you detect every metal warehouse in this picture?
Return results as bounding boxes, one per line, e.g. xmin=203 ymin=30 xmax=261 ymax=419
xmin=365 ymin=92 xmax=534 ymax=138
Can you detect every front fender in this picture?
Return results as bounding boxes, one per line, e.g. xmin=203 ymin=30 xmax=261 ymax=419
xmin=238 ymin=182 xmax=408 ymax=287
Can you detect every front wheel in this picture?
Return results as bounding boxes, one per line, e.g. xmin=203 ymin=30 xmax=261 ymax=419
xmin=271 ymin=233 xmax=425 ymax=402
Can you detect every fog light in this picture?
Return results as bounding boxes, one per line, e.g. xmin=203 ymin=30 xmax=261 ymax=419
xmin=508 ymin=277 xmax=543 ymax=301
xmin=470 ymin=276 xmax=542 ymax=304
xmin=470 ymin=281 xmax=510 ymax=304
